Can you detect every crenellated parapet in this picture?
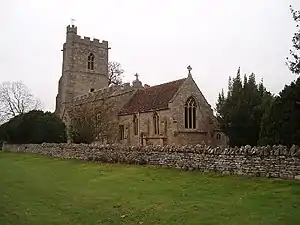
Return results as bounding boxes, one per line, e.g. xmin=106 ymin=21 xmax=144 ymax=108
xmin=66 ymin=25 xmax=108 ymax=48
xmin=73 ymin=35 xmax=108 ymax=48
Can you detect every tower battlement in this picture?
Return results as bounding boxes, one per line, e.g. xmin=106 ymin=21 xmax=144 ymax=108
xmin=73 ymin=35 xmax=108 ymax=48
xmin=67 ymin=25 xmax=77 ymax=34
xmin=66 ymin=25 xmax=108 ymax=48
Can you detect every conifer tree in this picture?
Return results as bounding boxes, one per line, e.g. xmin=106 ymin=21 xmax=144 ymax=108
xmin=216 ymin=67 xmax=273 ymax=147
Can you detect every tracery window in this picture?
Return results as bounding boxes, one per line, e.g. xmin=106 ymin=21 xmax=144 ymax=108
xmin=184 ymin=97 xmax=197 ymax=129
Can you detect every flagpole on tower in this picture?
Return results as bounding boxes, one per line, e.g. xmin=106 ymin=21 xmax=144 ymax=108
xmin=71 ymin=18 xmax=76 ymax=26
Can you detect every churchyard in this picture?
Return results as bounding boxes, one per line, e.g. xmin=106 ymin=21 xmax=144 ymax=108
xmin=1 ymin=151 xmax=299 ymax=225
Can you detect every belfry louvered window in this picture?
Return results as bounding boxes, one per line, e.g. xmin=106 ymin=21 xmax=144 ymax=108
xmin=88 ymin=53 xmax=94 ymax=70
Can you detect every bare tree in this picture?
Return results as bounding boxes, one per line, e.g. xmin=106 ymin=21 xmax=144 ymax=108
xmin=108 ymin=61 xmax=124 ymax=86
xmin=67 ymin=98 xmax=118 ymax=144
xmin=0 ymin=81 xmax=42 ymax=123
xmin=67 ymin=103 xmax=98 ymax=144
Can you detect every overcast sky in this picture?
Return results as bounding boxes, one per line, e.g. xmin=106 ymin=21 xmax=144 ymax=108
xmin=1 ymin=0 xmax=300 ymax=112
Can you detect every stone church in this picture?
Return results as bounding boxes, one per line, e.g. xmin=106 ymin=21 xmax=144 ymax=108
xmin=55 ymin=25 xmax=228 ymax=146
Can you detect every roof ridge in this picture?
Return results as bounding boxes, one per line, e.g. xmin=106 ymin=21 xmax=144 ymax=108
xmin=144 ymin=78 xmax=186 ymax=90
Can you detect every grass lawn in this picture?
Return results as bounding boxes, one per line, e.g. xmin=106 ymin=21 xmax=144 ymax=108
xmin=0 ymin=152 xmax=300 ymax=225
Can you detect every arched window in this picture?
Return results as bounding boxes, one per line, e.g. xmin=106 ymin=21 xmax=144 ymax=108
xmin=216 ymin=133 xmax=221 ymax=140
xmin=133 ymin=115 xmax=138 ymax=135
xmin=119 ymin=125 xmax=124 ymax=140
xmin=185 ymin=97 xmax=197 ymax=129
xmin=88 ymin=53 xmax=95 ymax=70
xmin=153 ymin=112 xmax=159 ymax=135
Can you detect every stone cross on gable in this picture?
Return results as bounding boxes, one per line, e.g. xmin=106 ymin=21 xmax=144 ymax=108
xmin=187 ymin=65 xmax=192 ymax=77
xmin=134 ymin=73 xmax=139 ymax=81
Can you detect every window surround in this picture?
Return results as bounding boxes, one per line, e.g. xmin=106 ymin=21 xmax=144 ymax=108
xmin=184 ymin=96 xmax=197 ymax=129
xmin=153 ymin=112 xmax=160 ymax=135
xmin=88 ymin=53 xmax=95 ymax=70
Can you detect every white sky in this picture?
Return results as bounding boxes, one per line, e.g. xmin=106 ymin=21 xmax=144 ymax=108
xmin=1 ymin=0 xmax=300 ymax=112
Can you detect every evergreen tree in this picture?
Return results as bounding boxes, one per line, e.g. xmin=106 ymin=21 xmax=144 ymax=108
xmin=259 ymin=6 xmax=300 ymax=145
xmin=216 ymin=67 xmax=273 ymax=147
xmin=0 ymin=110 xmax=66 ymax=144
xmin=259 ymin=78 xmax=300 ymax=146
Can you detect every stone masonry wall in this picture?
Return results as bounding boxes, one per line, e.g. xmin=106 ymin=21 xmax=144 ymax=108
xmin=169 ymin=76 xmax=227 ymax=147
xmin=4 ymin=144 xmax=300 ymax=180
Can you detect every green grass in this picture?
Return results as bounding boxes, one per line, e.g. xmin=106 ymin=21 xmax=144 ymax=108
xmin=0 ymin=152 xmax=300 ymax=225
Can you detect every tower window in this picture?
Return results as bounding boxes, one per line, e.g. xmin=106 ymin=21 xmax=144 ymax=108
xmin=153 ymin=112 xmax=159 ymax=135
xmin=88 ymin=53 xmax=95 ymax=70
xmin=185 ymin=97 xmax=197 ymax=129
xmin=216 ymin=133 xmax=221 ymax=140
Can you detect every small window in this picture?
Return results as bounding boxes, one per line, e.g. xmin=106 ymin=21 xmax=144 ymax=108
xmin=185 ymin=97 xmax=197 ymax=129
xmin=153 ymin=112 xmax=159 ymax=135
xmin=119 ymin=125 xmax=124 ymax=140
xmin=90 ymin=88 xmax=94 ymax=92
xmin=133 ymin=115 xmax=138 ymax=135
xmin=216 ymin=133 xmax=221 ymax=140
xmin=88 ymin=53 xmax=95 ymax=70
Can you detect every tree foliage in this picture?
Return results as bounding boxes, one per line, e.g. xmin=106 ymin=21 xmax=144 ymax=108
xmin=108 ymin=61 xmax=124 ymax=86
xmin=259 ymin=77 xmax=300 ymax=146
xmin=0 ymin=110 xmax=66 ymax=144
xmin=68 ymin=104 xmax=99 ymax=144
xmin=287 ymin=6 xmax=300 ymax=74
xmin=217 ymin=6 xmax=300 ymax=147
xmin=256 ymin=5 xmax=300 ymax=146
xmin=67 ymin=99 xmax=118 ymax=144
xmin=0 ymin=81 xmax=41 ymax=124
xmin=216 ymin=67 xmax=273 ymax=147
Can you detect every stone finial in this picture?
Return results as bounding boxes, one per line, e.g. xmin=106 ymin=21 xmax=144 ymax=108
xmin=133 ymin=73 xmax=143 ymax=88
xmin=187 ymin=65 xmax=192 ymax=77
xmin=134 ymin=73 xmax=140 ymax=81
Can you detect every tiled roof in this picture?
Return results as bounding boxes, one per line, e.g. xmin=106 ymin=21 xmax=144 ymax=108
xmin=119 ymin=78 xmax=186 ymax=115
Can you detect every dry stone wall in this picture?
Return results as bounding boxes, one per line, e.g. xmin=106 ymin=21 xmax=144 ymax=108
xmin=3 ymin=144 xmax=300 ymax=180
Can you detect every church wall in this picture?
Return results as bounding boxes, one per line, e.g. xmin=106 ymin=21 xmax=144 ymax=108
xmin=175 ymin=132 xmax=208 ymax=145
xmin=63 ymin=86 xmax=137 ymax=144
xmin=69 ymin=71 xmax=109 ymax=97
xmin=119 ymin=109 xmax=180 ymax=146
xmin=66 ymin=41 xmax=108 ymax=75
xmin=168 ymin=76 xmax=225 ymax=146
xmin=62 ymin=39 xmax=109 ymax=100
xmin=90 ymin=90 xmax=136 ymax=144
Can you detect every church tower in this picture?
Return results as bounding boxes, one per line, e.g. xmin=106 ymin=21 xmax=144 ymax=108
xmin=55 ymin=25 xmax=109 ymax=117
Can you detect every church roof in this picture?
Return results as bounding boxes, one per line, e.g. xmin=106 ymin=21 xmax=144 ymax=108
xmin=119 ymin=78 xmax=186 ymax=115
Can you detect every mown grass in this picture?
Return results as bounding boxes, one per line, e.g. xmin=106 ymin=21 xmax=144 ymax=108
xmin=0 ymin=151 xmax=300 ymax=225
